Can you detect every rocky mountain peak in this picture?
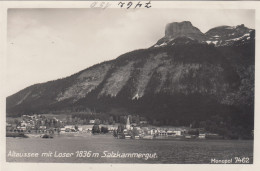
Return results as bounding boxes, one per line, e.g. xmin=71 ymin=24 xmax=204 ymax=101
xmin=205 ymin=24 xmax=253 ymax=46
xmin=165 ymin=21 xmax=203 ymax=38
xmin=153 ymin=21 xmax=254 ymax=48
xmin=154 ymin=21 xmax=205 ymax=47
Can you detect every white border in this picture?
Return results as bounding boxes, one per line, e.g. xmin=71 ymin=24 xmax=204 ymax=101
xmin=0 ymin=1 xmax=259 ymax=171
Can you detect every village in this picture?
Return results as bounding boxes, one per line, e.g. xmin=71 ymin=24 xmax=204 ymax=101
xmin=6 ymin=114 xmax=222 ymax=140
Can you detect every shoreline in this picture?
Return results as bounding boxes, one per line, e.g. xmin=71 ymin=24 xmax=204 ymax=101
xmin=5 ymin=133 xmax=254 ymax=141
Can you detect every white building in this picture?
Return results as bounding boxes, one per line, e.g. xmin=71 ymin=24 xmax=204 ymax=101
xmin=89 ymin=120 xmax=95 ymax=124
xmin=174 ymin=130 xmax=182 ymax=136
xmin=21 ymin=121 xmax=28 ymax=127
xmin=199 ymin=133 xmax=206 ymax=139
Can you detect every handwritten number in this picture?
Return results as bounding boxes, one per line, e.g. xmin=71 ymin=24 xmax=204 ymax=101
xmin=145 ymin=1 xmax=152 ymax=8
xmin=118 ymin=2 xmax=125 ymax=8
xmin=127 ymin=2 xmax=133 ymax=9
xmin=135 ymin=1 xmax=142 ymax=8
xmin=118 ymin=1 xmax=152 ymax=9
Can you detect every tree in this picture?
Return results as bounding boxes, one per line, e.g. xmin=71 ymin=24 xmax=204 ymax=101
xmin=117 ymin=124 xmax=125 ymax=134
xmin=136 ymin=115 xmax=140 ymax=125
xmin=92 ymin=125 xmax=100 ymax=134
xmin=75 ymin=125 xmax=78 ymax=131
xmin=109 ymin=116 xmax=114 ymax=125
xmin=57 ymin=128 xmax=61 ymax=134
xmin=188 ymin=129 xmax=199 ymax=135
xmin=132 ymin=127 xmax=139 ymax=136
xmin=113 ymin=130 xmax=118 ymax=137
xmin=101 ymin=126 xmax=108 ymax=134
xmin=120 ymin=116 xmax=125 ymax=124
xmin=14 ymin=119 xmax=19 ymax=126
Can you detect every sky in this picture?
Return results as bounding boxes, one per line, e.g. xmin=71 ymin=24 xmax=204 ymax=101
xmin=6 ymin=8 xmax=255 ymax=96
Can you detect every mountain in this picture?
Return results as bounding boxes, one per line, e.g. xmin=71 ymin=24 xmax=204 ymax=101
xmin=205 ymin=24 xmax=254 ymax=46
xmin=154 ymin=21 xmax=206 ymax=47
xmin=6 ymin=21 xmax=255 ymax=138
xmin=154 ymin=21 xmax=254 ymax=47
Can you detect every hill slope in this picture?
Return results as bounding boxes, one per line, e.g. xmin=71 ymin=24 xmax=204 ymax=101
xmin=6 ymin=21 xmax=255 ymax=137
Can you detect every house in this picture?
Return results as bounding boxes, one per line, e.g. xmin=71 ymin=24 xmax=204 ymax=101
xmin=125 ymin=135 xmax=131 ymax=139
xmin=77 ymin=127 xmax=83 ymax=132
xmin=134 ymin=136 xmax=140 ymax=139
xmin=166 ymin=131 xmax=176 ymax=136
xmin=22 ymin=115 xmax=31 ymax=121
xmin=39 ymin=126 xmax=47 ymax=130
xmin=150 ymin=128 xmax=158 ymax=135
xmin=21 ymin=121 xmax=28 ymax=127
xmin=6 ymin=122 xmax=12 ymax=127
xmin=89 ymin=120 xmax=95 ymax=124
xmin=6 ymin=123 xmax=16 ymax=132
xmin=131 ymin=123 xmax=137 ymax=127
xmin=64 ymin=125 xmax=77 ymax=132
xmin=60 ymin=128 xmax=66 ymax=133
xmin=30 ymin=126 xmax=35 ymax=129
xmin=135 ymin=127 xmax=141 ymax=130
xmin=199 ymin=133 xmax=206 ymax=139
xmin=107 ymin=125 xmax=118 ymax=132
xmin=158 ymin=130 xmax=169 ymax=136
xmin=65 ymin=125 xmax=75 ymax=129
xmin=140 ymin=121 xmax=148 ymax=124
xmin=123 ymin=129 xmax=128 ymax=135
xmin=174 ymin=130 xmax=182 ymax=136
xmin=17 ymin=126 xmax=26 ymax=131
xmin=79 ymin=125 xmax=93 ymax=132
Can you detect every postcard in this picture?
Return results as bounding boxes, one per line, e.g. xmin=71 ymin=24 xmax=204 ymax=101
xmin=1 ymin=1 xmax=260 ymax=171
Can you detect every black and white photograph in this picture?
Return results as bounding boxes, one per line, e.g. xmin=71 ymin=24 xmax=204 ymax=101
xmin=1 ymin=1 xmax=258 ymax=167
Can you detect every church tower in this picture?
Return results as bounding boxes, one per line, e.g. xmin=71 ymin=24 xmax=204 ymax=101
xmin=126 ymin=116 xmax=130 ymax=130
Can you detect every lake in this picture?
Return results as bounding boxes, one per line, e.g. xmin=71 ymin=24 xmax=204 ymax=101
xmin=6 ymin=134 xmax=253 ymax=164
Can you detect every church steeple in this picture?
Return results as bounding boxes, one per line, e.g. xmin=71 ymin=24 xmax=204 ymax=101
xmin=126 ymin=116 xmax=130 ymax=130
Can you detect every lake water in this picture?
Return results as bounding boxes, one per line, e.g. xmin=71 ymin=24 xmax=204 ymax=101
xmin=6 ymin=134 xmax=253 ymax=164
